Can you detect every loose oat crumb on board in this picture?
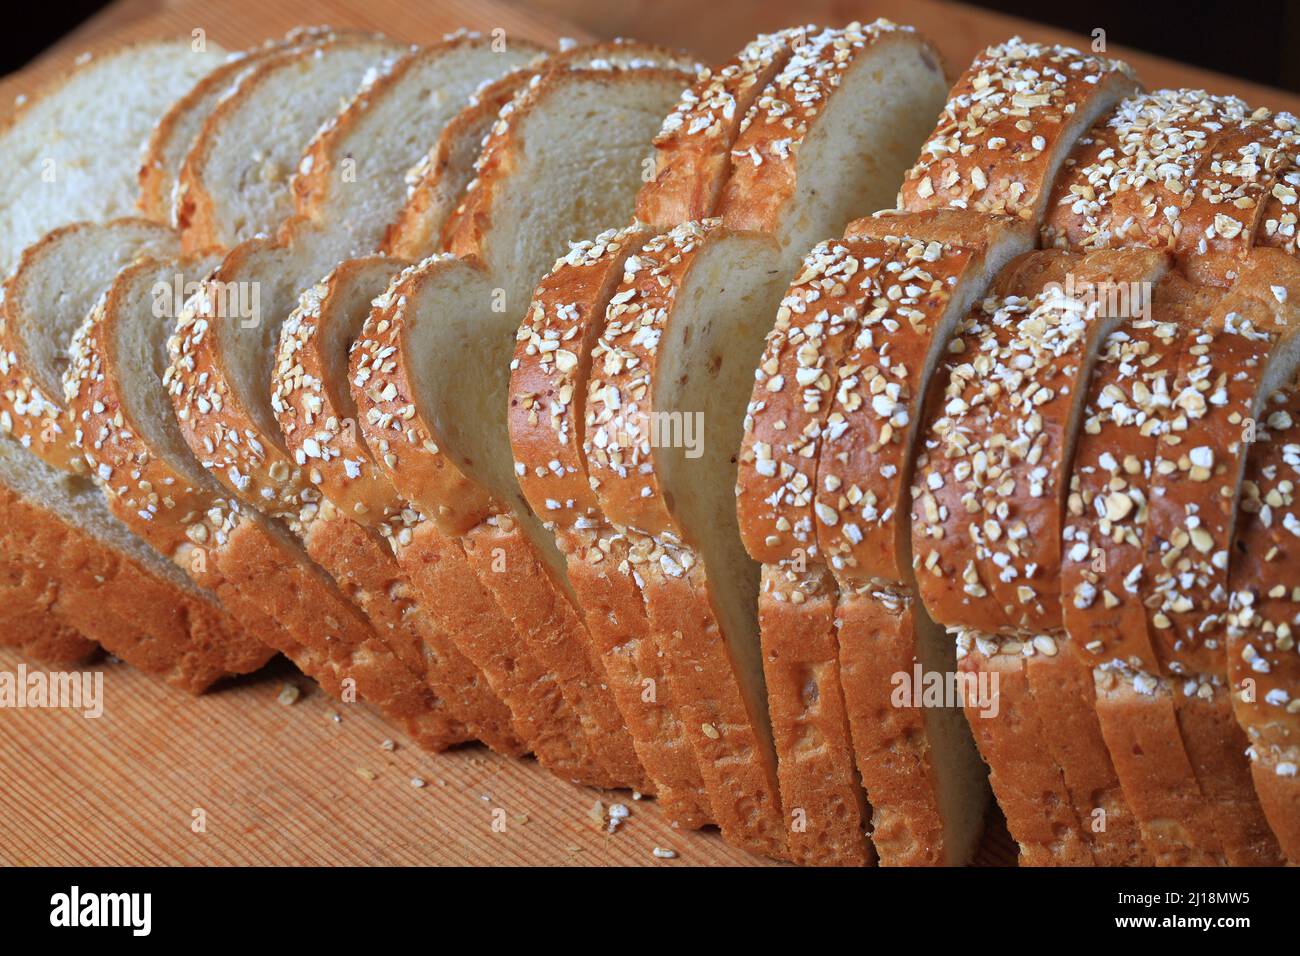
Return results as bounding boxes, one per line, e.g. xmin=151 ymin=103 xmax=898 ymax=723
xmin=277 ymin=684 xmax=301 ymax=706
xmin=355 ymin=768 xmax=377 ymax=781
xmin=410 ymin=777 xmax=426 ymax=789
xmin=653 ymin=846 xmax=678 ymax=859
xmin=380 ymin=738 xmax=396 ymax=752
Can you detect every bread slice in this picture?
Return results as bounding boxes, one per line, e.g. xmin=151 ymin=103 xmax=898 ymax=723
xmin=1061 ymin=278 xmax=1230 ymax=864
xmin=272 ymin=256 xmax=524 ymax=754
xmin=176 ymin=32 xmax=403 ymax=253
xmin=1228 ymin=375 xmax=1300 ymax=862
xmin=509 ymin=224 xmax=713 ymax=824
xmin=0 ymin=218 xmax=274 ymax=689
xmin=583 ymin=220 xmax=793 ymax=855
xmin=718 ymin=22 xmax=948 ymax=257
xmin=138 ymin=27 xmax=344 ymax=224
xmin=634 ymin=27 xmax=807 ymax=228
xmin=1139 ymin=251 xmax=1299 ymax=865
xmin=0 ymin=39 xmax=227 ymax=277
xmin=63 ymin=254 xmax=473 ymax=748
xmin=913 ymin=248 xmax=1167 ymax=865
xmin=738 ymin=210 xmax=1031 ymax=866
xmin=1042 ymin=90 xmax=1299 ymax=285
xmin=289 ymin=35 xmax=545 ymax=254
xmin=0 ymin=220 xmax=179 ymax=475
xmin=899 ymin=38 xmax=1138 ymax=224
xmin=387 ymin=40 xmax=701 ymax=260
xmin=350 ymin=64 xmax=694 ymax=791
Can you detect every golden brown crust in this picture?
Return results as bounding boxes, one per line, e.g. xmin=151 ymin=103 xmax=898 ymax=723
xmin=758 ymin=565 xmax=871 ymax=866
xmin=955 ymin=632 xmax=1092 ymax=865
xmin=912 ymin=249 xmax=1166 ymax=865
xmin=635 ymin=27 xmax=804 ymax=228
xmin=0 ymin=531 xmax=98 ymax=666
xmin=1044 ymin=90 xmax=1300 ymax=282
xmin=901 ymin=39 xmax=1137 ymax=222
xmin=297 ymin=508 xmax=474 ymax=750
xmin=1090 ymin=669 xmax=1226 ymax=864
xmin=1134 ymin=255 xmax=1283 ymax=866
xmin=459 ymin=517 xmax=652 ymax=791
xmin=1059 ymin=277 xmax=1226 ymax=863
xmin=0 ymin=473 xmax=254 ymax=694
xmin=834 ymin=589 xmax=953 ymax=865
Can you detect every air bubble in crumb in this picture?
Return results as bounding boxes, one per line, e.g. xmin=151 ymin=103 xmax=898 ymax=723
xmin=277 ymin=684 xmax=300 ymax=706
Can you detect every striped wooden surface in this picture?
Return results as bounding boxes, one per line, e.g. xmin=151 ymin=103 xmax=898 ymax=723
xmin=0 ymin=0 xmax=1034 ymax=868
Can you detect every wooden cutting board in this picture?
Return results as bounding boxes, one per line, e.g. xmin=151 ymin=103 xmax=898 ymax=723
xmin=12 ymin=0 xmax=1226 ymax=867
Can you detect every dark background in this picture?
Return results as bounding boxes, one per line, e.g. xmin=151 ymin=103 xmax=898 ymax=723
xmin=3 ymin=0 xmax=1300 ymax=90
